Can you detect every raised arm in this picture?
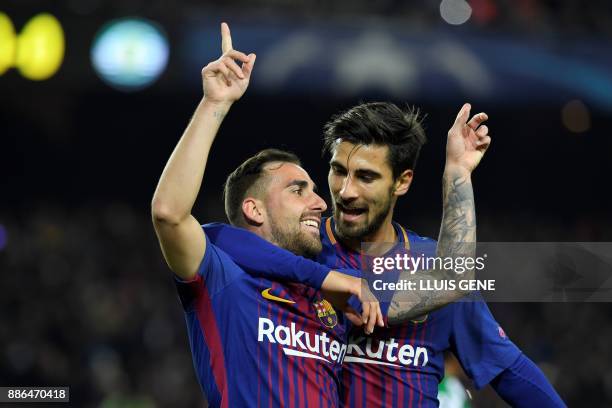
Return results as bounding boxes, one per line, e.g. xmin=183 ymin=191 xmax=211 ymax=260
xmin=387 ymin=103 xmax=491 ymax=324
xmin=151 ymin=23 xmax=255 ymax=280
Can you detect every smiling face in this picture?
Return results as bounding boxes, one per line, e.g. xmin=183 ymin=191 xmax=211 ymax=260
xmin=328 ymin=141 xmax=402 ymax=241
xmin=260 ymin=162 xmax=327 ymax=258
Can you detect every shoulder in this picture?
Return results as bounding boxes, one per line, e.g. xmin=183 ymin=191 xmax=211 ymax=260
xmin=405 ymin=228 xmax=436 ymax=245
xmin=395 ymin=223 xmax=437 ymax=256
xmin=393 ymin=221 xmax=436 ymax=243
xmin=199 ymin=223 xmax=239 ymax=262
xmin=202 ymin=222 xmax=266 ymax=253
xmin=201 ymin=221 xmax=233 ymax=236
xmin=197 ymin=224 xmax=250 ymax=280
xmin=448 ymin=292 xmax=494 ymax=323
xmin=320 ymin=217 xmax=336 ymax=245
xmin=317 ymin=217 xmax=341 ymax=266
xmin=319 ymin=217 xmax=338 ymax=251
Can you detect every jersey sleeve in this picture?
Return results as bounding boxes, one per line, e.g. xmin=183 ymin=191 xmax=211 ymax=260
xmin=449 ymin=293 xmax=522 ymax=389
xmin=173 ymin=225 xmax=244 ymax=312
xmin=490 ymin=353 xmax=566 ymax=407
xmin=204 ymin=223 xmax=333 ymax=289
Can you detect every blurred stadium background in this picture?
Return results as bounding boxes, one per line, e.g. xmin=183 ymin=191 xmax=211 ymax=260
xmin=1 ymin=0 xmax=612 ymax=406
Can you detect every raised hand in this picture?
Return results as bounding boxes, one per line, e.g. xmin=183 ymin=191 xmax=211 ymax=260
xmin=201 ymin=22 xmax=256 ymax=105
xmin=445 ymin=103 xmax=492 ymax=174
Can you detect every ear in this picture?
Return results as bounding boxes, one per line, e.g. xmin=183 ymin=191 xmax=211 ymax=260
xmin=393 ymin=169 xmax=413 ymax=197
xmin=242 ymin=197 xmax=265 ymax=226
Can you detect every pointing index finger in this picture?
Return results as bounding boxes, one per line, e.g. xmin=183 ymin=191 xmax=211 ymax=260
xmin=221 ymin=22 xmax=233 ymax=53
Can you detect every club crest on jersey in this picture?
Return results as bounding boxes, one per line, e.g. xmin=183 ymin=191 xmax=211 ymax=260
xmin=314 ymin=299 xmax=337 ymax=328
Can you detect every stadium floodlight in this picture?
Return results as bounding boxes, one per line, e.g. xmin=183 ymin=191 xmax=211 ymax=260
xmin=91 ymin=18 xmax=169 ymax=91
xmin=16 ymin=13 xmax=65 ymax=80
xmin=0 ymin=12 xmax=65 ymax=80
xmin=0 ymin=12 xmax=17 ymax=75
xmin=562 ymin=99 xmax=591 ymax=133
xmin=0 ymin=224 xmax=6 ymax=251
xmin=440 ymin=0 xmax=472 ymax=25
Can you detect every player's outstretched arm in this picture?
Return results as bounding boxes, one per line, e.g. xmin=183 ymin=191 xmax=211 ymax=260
xmin=203 ymin=223 xmax=384 ymax=333
xmin=387 ymin=103 xmax=491 ymax=324
xmin=152 ymin=23 xmax=255 ymax=280
xmin=490 ymin=354 xmax=566 ymax=407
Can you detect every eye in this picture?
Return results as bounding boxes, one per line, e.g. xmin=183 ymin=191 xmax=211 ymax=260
xmin=359 ymin=175 xmax=374 ymax=183
xmin=332 ymin=166 xmax=347 ymax=176
xmin=293 ymin=188 xmax=303 ymax=196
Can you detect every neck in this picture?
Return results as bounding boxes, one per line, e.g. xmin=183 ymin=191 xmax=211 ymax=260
xmin=245 ymin=224 xmax=274 ymax=245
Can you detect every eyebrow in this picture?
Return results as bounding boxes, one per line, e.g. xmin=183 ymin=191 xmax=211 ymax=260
xmin=329 ymin=160 xmax=383 ymax=179
xmin=355 ymin=169 xmax=382 ymax=179
xmin=286 ymin=179 xmax=318 ymax=192
xmin=329 ymin=160 xmax=345 ymax=170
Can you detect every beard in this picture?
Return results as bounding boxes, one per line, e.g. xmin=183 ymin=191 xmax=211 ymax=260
xmin=334 ymin=191 xmax=393 ymax=242
xmin=267 ymin=213 xmax=322 ymax=258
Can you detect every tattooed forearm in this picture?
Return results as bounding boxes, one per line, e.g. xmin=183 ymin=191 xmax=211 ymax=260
xmin=387 ymin=168 xmax=476 ymax=325
xmin=213 ymin=110 xmax=227 ymax=122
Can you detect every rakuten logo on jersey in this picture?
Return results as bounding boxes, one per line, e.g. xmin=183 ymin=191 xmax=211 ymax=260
xmin=344 ymin=335 xmax=429 ymax=368
xmin=258 ymin=317 xmax=347 ymax=364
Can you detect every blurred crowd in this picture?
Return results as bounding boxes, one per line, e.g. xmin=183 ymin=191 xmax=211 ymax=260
xmin=1 ymin=203 xmax=611 ymax=407
xmin=20 ymin=0 xmax=612 ymax=39
xmin=0 ymin=204 xmax=200 ymax=407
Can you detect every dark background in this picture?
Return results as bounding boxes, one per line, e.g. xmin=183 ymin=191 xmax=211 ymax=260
xmin=2 ymin=1 xmax=612 ymax=407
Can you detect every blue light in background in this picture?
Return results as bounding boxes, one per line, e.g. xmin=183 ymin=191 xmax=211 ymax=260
xmin=91 ymin=18 xmax=169 ymax=91
xmin=0 ymin=224 xmax=7 ymax=251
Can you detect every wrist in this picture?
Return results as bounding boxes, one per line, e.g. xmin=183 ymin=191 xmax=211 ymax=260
xmin=201 ymin=97 xmax=233 ymax=113
xmin=321 ymin=271 xmax=360 ymax=295
xmin=348 ymin=276 xmax=362 ymax=297
xmin=443 ymin=164 xmax=471 ymax=180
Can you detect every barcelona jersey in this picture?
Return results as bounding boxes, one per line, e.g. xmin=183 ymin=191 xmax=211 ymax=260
xmin=318 ymin=217 xmax=521 ymax=408
xmin=174 ymin=223 xmax=351 ymax=408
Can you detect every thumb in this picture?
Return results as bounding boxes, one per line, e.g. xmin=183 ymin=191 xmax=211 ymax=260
xmin=243 ymin=53 xmax=256 ymax=76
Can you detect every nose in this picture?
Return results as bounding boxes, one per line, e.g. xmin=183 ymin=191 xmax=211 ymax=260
xmin=310 ymin=192 xmax=328 ymax=213
xmin=339 ymin=175 xmax=358 ymax=202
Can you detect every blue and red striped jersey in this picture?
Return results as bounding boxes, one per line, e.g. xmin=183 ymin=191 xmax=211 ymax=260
xmin=318 ymin=217 xmax=521 ymax=408
xmin=174 ymin=223 xmax=351 ymax=408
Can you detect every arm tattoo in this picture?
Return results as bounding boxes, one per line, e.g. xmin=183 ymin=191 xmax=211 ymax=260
xmin=213 ymin=110 xmax=226 ymax=122
xmin=387 ymin=170 xmax=476 ymax=325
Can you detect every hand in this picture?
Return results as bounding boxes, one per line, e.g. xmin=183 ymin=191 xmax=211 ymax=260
xmin=201 ymin=22 xmax=256 ymax=106
xmin=445 ymin=103 xmax=492 ymax=174
xmin=352 ymin=282 xmax=385 ymax=335
xmin=322 ymin=272 xmax=384 ymax=334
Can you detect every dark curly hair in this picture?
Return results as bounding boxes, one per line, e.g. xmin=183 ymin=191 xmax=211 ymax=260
xmin=322 ymin=102 xmax=426 ymax=178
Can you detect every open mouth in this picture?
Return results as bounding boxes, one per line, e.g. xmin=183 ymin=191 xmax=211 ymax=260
xmin=300 ymin=218 xmax=320 ymax=233
xmin=337 ymin=203 xmax=367 ymax=222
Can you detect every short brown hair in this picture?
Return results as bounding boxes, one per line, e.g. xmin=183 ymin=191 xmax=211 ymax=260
xmin=223 ymin=149 xmax=301 ymax=226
